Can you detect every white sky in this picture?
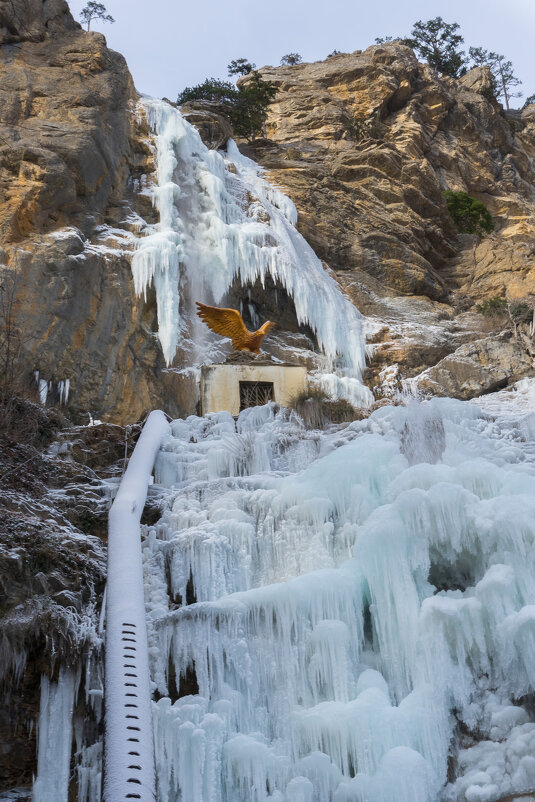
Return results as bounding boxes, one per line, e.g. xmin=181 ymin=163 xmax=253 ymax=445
xmin=67 ymin=0 xmax=534 ymax=106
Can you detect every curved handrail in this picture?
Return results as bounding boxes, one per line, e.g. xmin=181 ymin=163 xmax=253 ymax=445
xmin=104 ymin=410 xmax=170 ymax=802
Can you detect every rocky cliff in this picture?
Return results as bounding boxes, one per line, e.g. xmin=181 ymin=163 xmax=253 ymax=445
xmin=1 ymin=8 xmax=534 ymax=419
xmin=244 ymin=46 xmax=535 ymax=394
xmin=1 ymin=8 xmax=535 ymax=797
xmin=0 ymin=0 xmax=187 ymax=424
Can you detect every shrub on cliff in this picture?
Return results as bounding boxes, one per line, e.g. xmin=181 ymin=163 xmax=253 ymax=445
xmin=80 ymin=1 xmax=114 ymax=31
xmin=177 ymin=72 xmax=277 ymax=141
xmin=443 ymin=191 xmax=494 ymax=236
xmin=476 ymin=296 xmax=535 ymax=338
xmin=405 ymin=17 xmax=466 ymax=77
xmin=376 ymin=18 xmax=522 ymax=95
xmin=228 ymin=59 xmax=256 ymax=77
xmin=230 ymin=72 xmax=277 ymax=140
xmin=177 ymin=79 xmax=239 ymax=105
xmin=476 ymin=297 xmax=507 ymax=317
xmin=280 ymin=53 xmax=302 ymax=66
xmin=288 ymin=388 xmax=365 ymax=429
xmin=377 ymin=17 xmax=466 ymax=77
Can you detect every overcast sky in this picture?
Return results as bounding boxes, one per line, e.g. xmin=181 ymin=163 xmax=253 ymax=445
xmin=67 ymin=0 xmax=534 ymax=106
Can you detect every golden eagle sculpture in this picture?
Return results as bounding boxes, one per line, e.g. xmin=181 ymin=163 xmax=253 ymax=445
xmin=196 ymin=302 xmax=275 ymax=354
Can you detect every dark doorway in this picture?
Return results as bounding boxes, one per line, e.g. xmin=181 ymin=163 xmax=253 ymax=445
xmin=239 ymin=381 xmax=274 ymax=411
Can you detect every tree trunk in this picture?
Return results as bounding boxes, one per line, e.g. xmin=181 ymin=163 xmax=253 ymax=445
xmin=498 ymin=61 xmax=510 ymax=109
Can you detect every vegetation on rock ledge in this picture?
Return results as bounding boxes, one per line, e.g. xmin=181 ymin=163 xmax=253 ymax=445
xmin=376 ymin=16 xmax=524 ymax=103
xmin=177 ymin=68 xmax=277 ymax=141
xmin=289 ymin=387 xmax=366 ymax=429
xmin=280 ymin=53 xmax=303 ymax=66
xmin=476 ymin=297 xmax=508 ymax=317
xmin=443 ymin=190 xmax=494 ymax=236
xmin=80 ymin=1 xmax=114 ymax=31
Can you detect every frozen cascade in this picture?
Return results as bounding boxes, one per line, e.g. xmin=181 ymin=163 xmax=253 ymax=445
xmin=142 ymin=385 xmax=535 ymax=801
xmin=132 ymin=98 xmax=372 ymax=406
xmin=33 ymin=668 xmax=77 ymax=802
xmin=31 ymin=620 xmax=104 ymax=802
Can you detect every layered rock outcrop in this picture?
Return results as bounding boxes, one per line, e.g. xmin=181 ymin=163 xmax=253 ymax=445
xmin=243 ymin=46 xmax=535 ymax=392
xmin=0 ymin=0 xmax=187 ymax=423
xmin=416 ymin=332 xmax=533 ymax=400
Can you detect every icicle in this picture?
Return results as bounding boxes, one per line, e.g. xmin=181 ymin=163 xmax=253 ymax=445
xmin=38 ymin=378 xmax=48 ymax=405
xmin=33 ymin=668 xmax=77 ymax=802
xmin=132 ymin=98 xmax=372 ymax=404
xmin=143 ymin=388 xmax=535 ymax=799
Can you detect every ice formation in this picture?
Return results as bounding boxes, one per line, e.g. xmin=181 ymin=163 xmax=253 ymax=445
xmin=30 ymin=633 xmax=105 ymax=802
xmin=33 ymin=668 xmax=77 ymax=802
xmin=34 ymin=372 xmax=71 ymax=406
xmin=140 ymin=384 xmax=535 ymax=801
xmin=131 ymin=99 xmax=372 ymax=406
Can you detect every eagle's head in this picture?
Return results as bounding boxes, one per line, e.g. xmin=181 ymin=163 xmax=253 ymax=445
xmin=259 ymin=320 xmax=275 ymax=335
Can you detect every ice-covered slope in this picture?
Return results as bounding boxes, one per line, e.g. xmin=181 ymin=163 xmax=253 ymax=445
xmin=142 ymin=382 xmax=535 ymax=801
xmin=132 ymin=99 xmax=372 ymax=406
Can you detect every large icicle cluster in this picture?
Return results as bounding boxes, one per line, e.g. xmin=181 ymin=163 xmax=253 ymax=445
xmin=142 ymin=383 xmax=535 ymax=801
xmin=132 ymin=99 xmax=372 ymax=406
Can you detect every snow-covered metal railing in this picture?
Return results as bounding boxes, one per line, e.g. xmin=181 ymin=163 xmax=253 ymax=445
xmin=104 ymin=410 xmax=170 ymax=802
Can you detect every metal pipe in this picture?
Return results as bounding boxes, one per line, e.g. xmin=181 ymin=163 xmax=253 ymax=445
xmin=103 ymin=410 xmax=170 ymax=802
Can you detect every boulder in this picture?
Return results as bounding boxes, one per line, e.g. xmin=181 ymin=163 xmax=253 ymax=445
xmin=180 ymin=100 xmax=233 ymax=149
xmin=416 ymin=332 xmax=533 ymax=399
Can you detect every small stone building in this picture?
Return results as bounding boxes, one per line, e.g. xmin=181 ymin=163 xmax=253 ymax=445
xmin=200 ymin=360 xmax=307 ymax=416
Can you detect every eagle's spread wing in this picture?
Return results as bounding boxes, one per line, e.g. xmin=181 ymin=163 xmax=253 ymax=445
xmin=196 ymin=302 xmax=252 ymax=350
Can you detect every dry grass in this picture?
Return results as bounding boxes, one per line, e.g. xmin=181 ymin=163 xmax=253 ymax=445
xmin=288 ymin=387 xmax=368 ymax=429
xmin=0 ymin=391 xmax=64 ymax=448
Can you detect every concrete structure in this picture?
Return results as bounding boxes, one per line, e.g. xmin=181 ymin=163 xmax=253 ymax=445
xmin=201 ymin=362 xmax=308 ymax=416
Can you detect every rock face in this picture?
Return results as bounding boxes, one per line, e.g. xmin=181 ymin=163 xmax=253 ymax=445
xmin=0 ymin=400 xmax=108 ymax=793
xmin=415 ymin=332 xmax=533 ymax=399
xmin=243 ymin=46 xmax=535 ymax=388
xmin=180 ymin=100 xmax=233 ymax=150
xmin=1 ymin=19 xmax=534 ymax=421
xmin=0 ymin=0 xmax=187 ymax=423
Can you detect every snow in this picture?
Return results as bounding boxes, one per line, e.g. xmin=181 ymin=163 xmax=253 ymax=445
xmin=140 ymin=390 xmax=535 ymax=801
xmin=104 ymin=410 xmax=171 ymax=802
xmin=131 ymin=99 xmax=372 ymax=406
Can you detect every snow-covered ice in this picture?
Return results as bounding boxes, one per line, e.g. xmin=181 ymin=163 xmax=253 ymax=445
xmin=131 ymin=99 xmax=372 ymax=406
xmin=140 ymin=383 xmax=535 ymax=801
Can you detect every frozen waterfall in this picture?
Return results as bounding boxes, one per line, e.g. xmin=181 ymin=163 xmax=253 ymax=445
xmin=141 ymin=381 xmax=535 ymax=802
xmin=131 ymin=99 xmax=372 ymax=407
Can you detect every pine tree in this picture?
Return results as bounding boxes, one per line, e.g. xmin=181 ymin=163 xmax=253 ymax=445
xmin=80 ymin=1 xmax=114 ymax=31
xmin=280 ymin=53 xmax=302 ymax=66
xmin=177 ymin=79 xmax=238 ymax=105
xmin=468 ymin=48 xmax=522 ymax=109
xmin=230 ymin=71 xmax=277 ymax=140
xmin=404 ymin=17 xmax=466 ymax=78
xmin=228 ymin=59 xmax=256 ymax=77
xmin=176 ymin=72 xmax=277 ymax=142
